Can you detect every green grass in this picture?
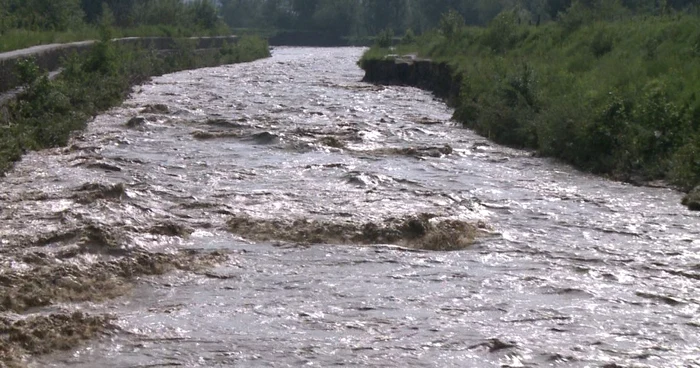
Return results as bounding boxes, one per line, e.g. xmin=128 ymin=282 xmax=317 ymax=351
xmin=361 ymin=13 xmax=700 ymax=191
xmin=0 ymin=35 xmax=270 ymax=174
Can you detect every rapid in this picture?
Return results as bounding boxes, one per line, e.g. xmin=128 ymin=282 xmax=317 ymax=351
xmin=1 ymin=47 xmax=698 ymax=367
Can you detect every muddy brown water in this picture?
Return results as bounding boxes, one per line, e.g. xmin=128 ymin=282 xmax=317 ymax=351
xmin=1 ymin=48 xmax=699 ymax=367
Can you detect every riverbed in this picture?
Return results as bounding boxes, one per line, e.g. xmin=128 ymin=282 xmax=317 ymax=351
xmin=1 ymin=47 xmax=698 ymax=367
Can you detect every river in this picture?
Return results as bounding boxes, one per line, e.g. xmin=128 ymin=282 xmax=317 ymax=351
xmin=2 ymin=47 xmax=699 ymax=367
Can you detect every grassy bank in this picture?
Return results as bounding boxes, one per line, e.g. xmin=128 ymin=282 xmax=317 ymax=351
xmin=0 ymin=25 xmax=233 ymax=53
xmin=360 ymin=13 xmax=700 ymax=193
xmin=0 ymin=34 xmax=269 ymax=174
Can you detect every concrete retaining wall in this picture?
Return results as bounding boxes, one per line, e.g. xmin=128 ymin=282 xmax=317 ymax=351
xmin=0 ymin=36 xmax=239 ymax=94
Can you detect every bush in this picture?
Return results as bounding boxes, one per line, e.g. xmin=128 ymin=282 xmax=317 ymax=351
xmin=670 ymin=134 xmax=700 ymax=190
xmin=402 ymin=28 xmax=416 ymax=44
xmin=439 ymin=10 xmax=465 ymax=40
xmin=590 ymin=29 xmax=614 ymax=57
xmin=482 ymin=10 xmax=521 ymax=53
xmin=375 ymin=28 xmax=394 ymax=48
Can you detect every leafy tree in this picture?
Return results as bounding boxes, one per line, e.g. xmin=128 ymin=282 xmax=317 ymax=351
xmin=191 ymin=0 xmax=220 ymax=30
xmin=313 ymin=0 xmax=359 ymax=36
xmin=104 ymin=0 xmax=135 ymax=27
xmin=546 ymin=0 xmax=572 ymax=18
xmin=4 ymin=0 xmax=84 ymax=31
xmin=80 ymin=0 xmax=104 ymax=24
xmin=439 ymin=9 xmax=465 ymax=39
xmin=292 ymin=0 xmax=319 ymax=28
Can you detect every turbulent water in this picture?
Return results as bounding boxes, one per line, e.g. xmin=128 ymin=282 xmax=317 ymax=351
xmin=2 ymin=47 xmax=699 ymax=367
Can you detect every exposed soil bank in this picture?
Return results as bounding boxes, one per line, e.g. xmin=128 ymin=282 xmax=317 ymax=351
xmin=361 ymin=57 xmax=461 ymax=106
xmin=360 ymin=56 xmax=700 ymax=211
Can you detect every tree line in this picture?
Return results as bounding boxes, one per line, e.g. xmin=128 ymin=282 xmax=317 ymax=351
xmin=0 ymin=0 xmax=222 ymax=34
xmin=1 ymin=0 xmax=699 ymax=42
xmin=221 ymin=0 xmax=700 ymax=37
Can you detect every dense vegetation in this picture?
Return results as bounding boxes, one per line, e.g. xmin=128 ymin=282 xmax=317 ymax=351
xmin=0 ymin=33 xmax=269 ymax=174
xmin=0 ymin=0 xmax=227 ymax=52
xmin=4 ymin=0 xmax=699 ymax=50
xmin=361 ymin=2 xmax=700 ymax=192
xmin=221 ymin=0 xmax=700 ymax=39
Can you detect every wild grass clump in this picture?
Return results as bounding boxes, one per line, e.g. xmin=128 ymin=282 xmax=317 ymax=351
xmin=361 ymin=12 xmax=700 ymax=191
xmin=0 ymin=35 xmax=269 ymax=174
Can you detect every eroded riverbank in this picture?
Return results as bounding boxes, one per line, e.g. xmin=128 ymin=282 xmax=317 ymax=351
xmin=1 ymin=48 xmax=699 ymax=367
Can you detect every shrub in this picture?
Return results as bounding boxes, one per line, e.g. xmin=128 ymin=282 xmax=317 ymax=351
xmin=482 ymin=10 xmax=521 ymax=53
xmin=402 ymin=28 xmax=416 ymax=44
xmin=375 ymin=28 xmax=394 ymax=48
xmin=590 ymin=29 xmax=614 ymax=57
xmin=670 ymin=133 xmax=700 ymax=190
xmin=438 ymin=10 xmax=465 ymax=40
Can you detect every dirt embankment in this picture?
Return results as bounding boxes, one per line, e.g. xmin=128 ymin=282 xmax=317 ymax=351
xmin=360 ymin=57 xmax=461 ymax=106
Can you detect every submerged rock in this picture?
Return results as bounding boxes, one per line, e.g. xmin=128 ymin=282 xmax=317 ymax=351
xmin=191 ymin=130 xmax=241 ymax=140
xmin=372 ymin=144 xmax=453 ymax=158
xmin=149 ymin=221 xmax=194 ymax=237
xmin=250 ymin=131 xmax=279 ymax=145
xmin=72 ymin=182 xmax=127 ymax=204
xmin=205 ymin=118 xmax=245 ymax=129
xmin=318 ymin=136 xmax=345 ymax=148
xmin=125 ymin=116 xmax=147 ymax=128
xmin=140 ymin=104 xmax=169 ymax=114
xmin=682 ymin=186 xmax=700 ymax=211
